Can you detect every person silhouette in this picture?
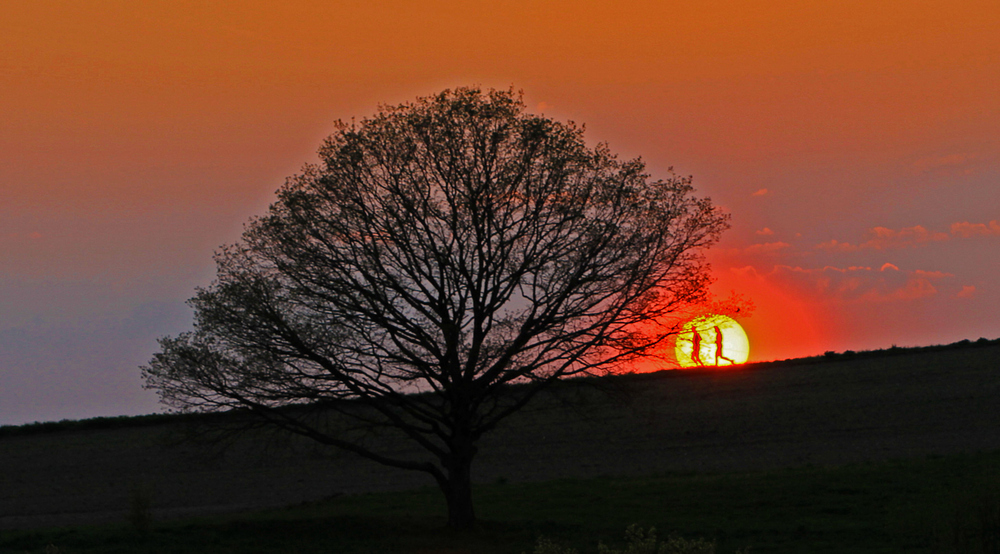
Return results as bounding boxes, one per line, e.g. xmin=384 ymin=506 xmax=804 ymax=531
xmin=691 ymin=328 xmax=703 ymax=366
xmin=714 ymin=325 xmax=735 ymax=366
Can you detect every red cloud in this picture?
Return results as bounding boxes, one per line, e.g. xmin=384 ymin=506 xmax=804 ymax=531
xmin=743 ymin=241 xmax=790 ymax=255
xmin=735 ymin=264 xmax=951 ymax=304
xmin=816 ymin=239 xmax=859 ymax=252
xmin=860 ymin=225 xmax=948 ymax=250
xmin=816 ymin=225 xmax=951 ymax=251
xmin=913 ymin=153 xmax=976 ymax=172
xmin=950 ymin=220 xmax=1000 ymax=238
xmin=956 ymin=285 xmax=976 ymax=298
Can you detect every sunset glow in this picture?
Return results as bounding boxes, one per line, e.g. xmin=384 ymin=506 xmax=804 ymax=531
xmin=2 ymin=0 xmax=998 ymax=425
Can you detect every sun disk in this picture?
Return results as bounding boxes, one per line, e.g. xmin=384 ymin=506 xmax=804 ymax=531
xmin=675 ymin=314 xmax=749 ymax=368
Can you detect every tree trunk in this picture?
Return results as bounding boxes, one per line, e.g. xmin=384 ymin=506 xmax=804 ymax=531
xmin=444 ymin=459 xmax=476 ymax=529
xmin=440 ymin=432 xmax=477 ymax=530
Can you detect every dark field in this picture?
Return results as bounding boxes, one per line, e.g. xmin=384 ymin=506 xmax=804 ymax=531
xmin=2 ymin=341 xmax=1000 ymax=552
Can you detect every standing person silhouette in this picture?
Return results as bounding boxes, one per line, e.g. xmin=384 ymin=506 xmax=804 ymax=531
xmin=714 ymin=325 xmax=735 ymax=366
xmin=691 ymin=328 xmax=703 ymax=366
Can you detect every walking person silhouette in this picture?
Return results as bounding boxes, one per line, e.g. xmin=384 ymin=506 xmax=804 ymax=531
xmin=691 ymin=328 xmax=703 ymax=366
xmin=713 ymin=325 xmax=735 ymax=366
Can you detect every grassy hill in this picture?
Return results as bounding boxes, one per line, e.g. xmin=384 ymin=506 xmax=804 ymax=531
xmin=1 ymin=338 xmax=999 ymax=552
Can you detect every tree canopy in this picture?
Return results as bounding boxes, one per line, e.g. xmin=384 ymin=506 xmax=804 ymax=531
xmin=143 ymin=87 xmax=729 ymax=528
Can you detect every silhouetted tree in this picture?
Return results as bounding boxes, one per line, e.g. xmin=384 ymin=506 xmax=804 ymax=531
xmin=142 ymin=87 xmax=729 ymax=529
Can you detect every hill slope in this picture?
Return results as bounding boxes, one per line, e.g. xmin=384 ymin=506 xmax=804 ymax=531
xmin=2 ymin=342 xmax=999 ymax=529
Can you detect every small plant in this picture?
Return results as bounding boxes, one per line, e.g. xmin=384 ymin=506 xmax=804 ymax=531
xmin=528 ymin=536 xmax=579 ymax=554
xmin=599 ymin=525 xmax=715 ymax=554
xmin=529 ymin=525 xmax=745 ymax=554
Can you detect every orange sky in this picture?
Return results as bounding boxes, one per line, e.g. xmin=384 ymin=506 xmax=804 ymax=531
xmin=2 ymin=0 xmax=998 ymax=423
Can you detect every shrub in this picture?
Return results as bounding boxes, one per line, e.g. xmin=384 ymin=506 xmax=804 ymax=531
xmin=127 ymin=483 xmax=154 ymax=533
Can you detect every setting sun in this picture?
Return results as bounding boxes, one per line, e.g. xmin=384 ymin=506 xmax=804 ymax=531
xmin=675 ymin=314 xmax=750 ymax=368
